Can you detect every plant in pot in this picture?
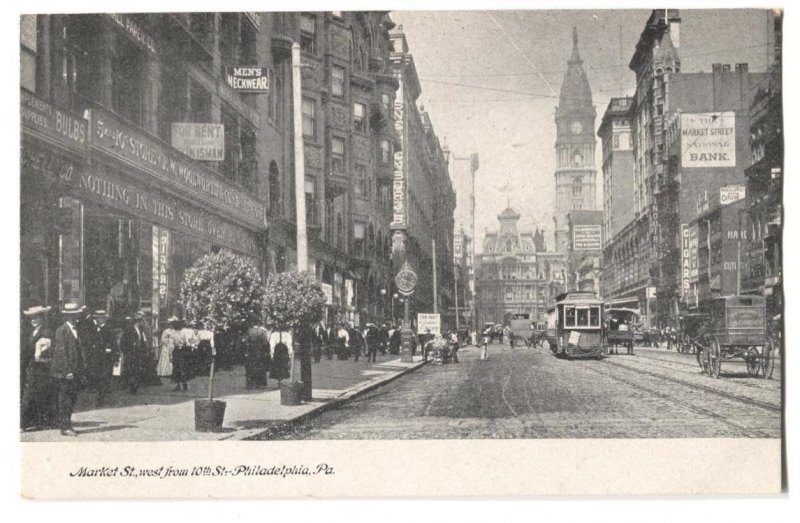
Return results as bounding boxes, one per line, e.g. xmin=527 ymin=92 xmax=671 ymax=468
xmin=180 ymin=250 xmax=265 ymax=431
xmin=262 ymin=272 xmax=325 ymax=404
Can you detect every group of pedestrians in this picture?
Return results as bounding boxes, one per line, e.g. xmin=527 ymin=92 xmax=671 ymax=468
xmin=308 ymin=321 xmax=399 ymax=363
xmin=20 ymin=303 xmax=160 ymax=436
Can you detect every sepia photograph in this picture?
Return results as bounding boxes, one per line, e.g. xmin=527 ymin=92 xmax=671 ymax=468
xmin=16 ymin=3 xmax=786 ymax=499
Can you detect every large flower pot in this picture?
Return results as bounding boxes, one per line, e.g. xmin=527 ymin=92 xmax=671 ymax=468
xmin=194 ymin=399 xmax=226 ymax=432
xmin=280 ymin=381 xmax=304 ymax=406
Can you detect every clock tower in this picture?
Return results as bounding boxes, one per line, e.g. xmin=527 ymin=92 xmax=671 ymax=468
xmin=554 ymin=27 xmax=597 ymax=253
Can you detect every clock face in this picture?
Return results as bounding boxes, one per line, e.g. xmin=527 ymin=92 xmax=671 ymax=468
xmin=570 ymin=121 xmax=583 ymax=135
xmin=395 ymin=269 xmax=418 ymax=294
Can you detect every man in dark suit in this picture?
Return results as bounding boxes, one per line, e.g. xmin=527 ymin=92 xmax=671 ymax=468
xmin=87 ymin=310 xmax=118 ymax=406
xmin=119 ymin=311 xmax=148 ymax=394
xmin=50 ymin=303 xmax=86 ymax=436
xmin=20 ymin=305 xmax=54 ymax=431
xmin=312 ymin=322 xmax=327 ymax=363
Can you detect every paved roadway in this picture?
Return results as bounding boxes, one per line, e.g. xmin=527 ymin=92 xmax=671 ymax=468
xmin=255 ymin=342 xmax=782 ymax=440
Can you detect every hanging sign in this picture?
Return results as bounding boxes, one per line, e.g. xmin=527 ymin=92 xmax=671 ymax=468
xmin=224 ymin=67 xmax=270 ymax=93
xmin=171 ymin=123 xmax=225 ymax=161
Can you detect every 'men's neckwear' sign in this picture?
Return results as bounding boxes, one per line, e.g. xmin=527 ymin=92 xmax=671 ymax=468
xmin=224 ymin=67 xmax=270 ymax=93
xmin=171 ymin=123 xmax=225 ymax=161
xmin=681 ymin=112 xmax=736 ymax=168
xmin=573 ymin=224 xmax=602 ymax=251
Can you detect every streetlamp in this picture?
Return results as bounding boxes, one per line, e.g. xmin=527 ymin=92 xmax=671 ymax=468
xmin=380 ymin=288 xmax=388 ymax=322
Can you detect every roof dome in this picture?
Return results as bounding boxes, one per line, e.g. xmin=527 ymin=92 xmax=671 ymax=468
xmin=498 ymin=207 xmax=521 ymax=220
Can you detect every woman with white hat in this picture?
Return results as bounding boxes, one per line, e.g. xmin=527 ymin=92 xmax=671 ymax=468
xmin=20 ymin=305 xmax=54 ymax=431
xmin=156 ymin=317 xmax=180 ymax=380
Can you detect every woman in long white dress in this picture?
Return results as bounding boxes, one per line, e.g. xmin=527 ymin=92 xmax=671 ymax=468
xmin=157 ymin=317 xmax=182 ymax=378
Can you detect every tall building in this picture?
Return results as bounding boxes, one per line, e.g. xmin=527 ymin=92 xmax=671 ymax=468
xmin=474 ymin=207 xmax=555 ymax=326
xmin=742 ymin=9 xmax=782 ymax=320
xmin=598 ymin=97 xmax=636 ymax=303
xmin=20 ymin=12 xmax=436 ymax=332
xmin=620 ymin=9 xmax=766 ymax=326
xmin=553 ymin=27 xmax=597 ymax=254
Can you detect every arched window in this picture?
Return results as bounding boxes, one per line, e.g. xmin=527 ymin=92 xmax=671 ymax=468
xmin=573 ymin=177 xmax=583 ymax=195
xmin=268 ymin=161 xmax=280 ymax=214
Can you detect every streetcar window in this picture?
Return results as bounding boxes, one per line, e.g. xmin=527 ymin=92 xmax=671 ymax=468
xmin=576 ymin=308 xmax=589 ymax=327
xmin=589 ymin=307 xmax=600 ymax=326
xmin=565 ymin=307 xmax=576 ymax=327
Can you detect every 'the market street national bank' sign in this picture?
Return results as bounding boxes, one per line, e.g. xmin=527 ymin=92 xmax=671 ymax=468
xmin=680 ymin=111 xmax=736 ymax=168
xmin=171 ymin=123 xmax=225 ymax=161
xmin=225 ymin=67 xmax=271 ymax=93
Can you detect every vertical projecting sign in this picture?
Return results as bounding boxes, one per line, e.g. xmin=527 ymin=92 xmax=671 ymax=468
xmin=390 ymin=77 xmax=406 ymax=229
xmin=152 ymin=226 xmax=169 ymax=311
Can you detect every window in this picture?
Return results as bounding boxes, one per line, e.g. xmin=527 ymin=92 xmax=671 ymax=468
xmin=353 ymin=222 xmax=366 ymax=256
xmin=613 ymin=134 xmax=620 ymax=149
xmin=573 ymin=177 xmax=583 ymax=195
xmin=300 ymin=14 xmax=316 ymax=55
xmin=331 ymin=65 xmax=345 ymax=97
xmin=354 ymin=164 xmax=367 ymax=196
xmin=61 ymin=16 xmax=102 ymax=112
xmin=565 ymin=307 xmax=576 ymax=327
xmin=353 ymin=102 xmax=367 ymax=133
xmin=269 ymin=162 xmax=281 ymax=214
xmin=331 ymin=136 xmax=345 ymax=172
xmin=302 ymin=97 xmax=316 ymax=138
xmin=589 ymin=307 xmax=601 ymax=327
xmin=305 ymin=179 xmax=316 ymax=226
xmin=381 ymin=93 xmax=391 ymax=113
xmin=220 ymin=106 xmax=239 ymax=181
xmin=111 ymin=33 xmax=145 ymax=126
xmin=325 ymin=196 xmax=335 ymax=242
xmin=380 ymin=139 xmax=391 ymax=164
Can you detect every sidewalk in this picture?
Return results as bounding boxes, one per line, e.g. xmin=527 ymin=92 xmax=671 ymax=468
xmin=20 ymin=352 xmax=426 ymax=442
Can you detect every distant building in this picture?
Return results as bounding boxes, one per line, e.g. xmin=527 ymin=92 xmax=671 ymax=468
xmin=474 ymin=207 xmax=561 ymax=326
xmin=567 ymin=210 xmax=604 ymax=294
xmin=553 ymin=27 xmax=598 ymax=254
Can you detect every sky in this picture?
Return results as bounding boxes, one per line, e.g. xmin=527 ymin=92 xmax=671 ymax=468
xmin=390 ymin=9 xmax=773 ymax=252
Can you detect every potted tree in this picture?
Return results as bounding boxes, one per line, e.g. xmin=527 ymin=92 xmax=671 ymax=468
xmin=180 ymin=250 xmax=265 ymax=431
xmin=262 ymin=272 xmax=325 ymax=404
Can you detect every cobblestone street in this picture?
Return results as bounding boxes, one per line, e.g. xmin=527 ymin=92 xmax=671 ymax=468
xmin=256 ymin=343 xmax=782 ymax=440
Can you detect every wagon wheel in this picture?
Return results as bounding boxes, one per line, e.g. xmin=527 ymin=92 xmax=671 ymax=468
xmin=745 ymin=347 xmax=761 ymax=377
xmin=761 ymin=338 xmax=775 ymax=380
xmin=708 ymin=337 xmax=722 ymax=379
xmin=695 ymin=340 xmax=704 ymax=369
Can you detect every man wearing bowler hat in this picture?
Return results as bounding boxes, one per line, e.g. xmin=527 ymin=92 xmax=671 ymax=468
xmin=50 ymin=303 xmax=86 ymax=436
xmin=20 ymin=305 xmax=54 ymax=431
xmin=119 ymin=311 xmax=148 ymax=394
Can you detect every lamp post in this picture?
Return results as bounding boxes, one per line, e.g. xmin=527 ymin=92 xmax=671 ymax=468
xmin=380 ymin=288 xmax=387 ymax=322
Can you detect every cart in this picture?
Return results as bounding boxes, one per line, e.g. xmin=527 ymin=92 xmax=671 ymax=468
xmin=604 ymin=308 xmax=643 ymax=355
xmin=696 ymin=295 xmax=775 ymax=379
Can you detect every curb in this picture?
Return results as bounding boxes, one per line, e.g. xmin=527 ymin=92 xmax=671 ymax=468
xmin=232 ymin=359 xmax=427 ymax=441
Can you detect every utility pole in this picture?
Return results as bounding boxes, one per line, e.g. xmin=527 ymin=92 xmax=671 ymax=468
xmin=432 ymin=238 xmax=438 ymax=314
xmin=469 ymin=154 xmax=479 ymax=332
xmin=454 ymin=265 xmax=460 ymax=334
xmin=292 ymin=43 xmax=307 ymax=273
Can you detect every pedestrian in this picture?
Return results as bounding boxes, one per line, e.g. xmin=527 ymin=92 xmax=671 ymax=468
xmin=349 ymin=324 xmax=364 ymax=362
xmin=470 ymin=329 xmax=477 ymax=347
xmin=50 ymin=303 xmax=87 ymax=436
xmin=379 ymin=323 xmax=389 ymax=355
xmin=335 ymin=322 xmax=350 ymax=360
xmin=366 ymin=323 xmax=380 ymax=363
xmin=195 ymin=324 xmax=215 ymax=377
xmin=389 ymin=323 xmax=402 ymax=355
xmin=20 ymin=305 xmax=55 ymax=431
xmin=243 ymin=324 xmax=270 ymax=389
xmin=157 ymin=316 xmax=180 ymax=380
xmin=312 ymin=322 xmax=327 ymax=363
xmin=481 ymin=328 xmax=490 ymax=360
xmin=170 ymin=319 xmax=193 ymax=392
xmin=449 ymin=330 xmax=460 ymax=363
xmin=118 ymin=311 xmax=148 ymax=395
xmin=88 ymin=310 xmax=118 ymax=407
xmin=270 ymin=336 xmax=291 ymax=385
xmin=325 ymin=323 xmax=337 ymax=360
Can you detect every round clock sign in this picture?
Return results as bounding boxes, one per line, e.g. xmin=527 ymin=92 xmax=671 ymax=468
xmin=395 ymin=261 xmax=418 ymax=295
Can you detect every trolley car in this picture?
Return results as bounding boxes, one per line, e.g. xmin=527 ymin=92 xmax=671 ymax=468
xmin=545 ymin=292 xmax=604 ymax=359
